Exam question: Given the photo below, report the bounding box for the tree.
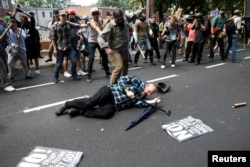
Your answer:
[14,0,70,8]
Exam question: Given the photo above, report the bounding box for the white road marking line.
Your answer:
[146,74,179,83]
[229,49,246,53]
[23,95,89,113]
[16,80,64,91]
[128,67,142,70]
[206,63,226,69]
[244,56,250,59]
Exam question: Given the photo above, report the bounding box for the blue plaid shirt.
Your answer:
[109,75,149,110]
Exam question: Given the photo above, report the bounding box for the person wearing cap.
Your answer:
[209,7,227,61]
[50,10,89,83]
[133,11,156,66]
[225,9,242,63]
[55,75,161,119]
[144,15,161,63]
[85,7,111,83]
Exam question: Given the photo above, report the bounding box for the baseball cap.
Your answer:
[59,10,67,16]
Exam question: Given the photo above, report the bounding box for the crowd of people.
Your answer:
[0,5,249,93]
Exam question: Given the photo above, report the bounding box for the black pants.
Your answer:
[65,86,116,119]
[209,35,225,60]
[191,42,205,63]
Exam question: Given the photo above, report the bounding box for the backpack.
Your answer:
[226,18,236,35]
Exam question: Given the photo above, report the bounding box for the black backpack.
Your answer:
[226,18,236,35]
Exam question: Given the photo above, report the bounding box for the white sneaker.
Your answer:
[77,70,87,76]
[161,65,166,69]
[35,69,41,75]
[64,71,72,78]
[171,64,175,68]
[4,85,15,92]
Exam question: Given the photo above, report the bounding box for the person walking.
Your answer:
[209,7,227,61]
[98,9,131,84]
[225,10,242,63]
[50,10,89,83]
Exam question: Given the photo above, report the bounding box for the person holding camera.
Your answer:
[189,13,211,65]
[183,15,195,62]
[160,15,180,69]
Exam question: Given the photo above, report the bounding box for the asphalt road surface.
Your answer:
[1,45,250,167]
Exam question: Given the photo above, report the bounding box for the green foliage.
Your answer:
[14,0,70,8]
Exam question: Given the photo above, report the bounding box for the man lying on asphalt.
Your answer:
[55,75,161,119]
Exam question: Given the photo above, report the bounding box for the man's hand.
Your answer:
[124,88,135,99]
[104,47,113,54]
[154,97,161,104]
[145,97,161,104]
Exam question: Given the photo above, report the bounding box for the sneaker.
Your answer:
[87,74,92,82]
[77,70,87,76]
[161,65,166,69]
[106,71,111,77]
[4,85,15,92]
[72,75,80,80]
[35,69,40,75]
[171,64,175,68]
[133,63,138,67]
[45,58,52,62]
[64,71,72,78]
[54,77,59,83]
[151,61,156,65]
[25,75,33,79]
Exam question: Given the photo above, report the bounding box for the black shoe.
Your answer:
[231,60,240,63]
[25,75,33,79]
[38,55,44,58]
[106,71,111,77]
[54,77,59,83]
[195,62,200,65]
[87,74,92,82]
[68,108,81,117]
[72,75,80,80]
[30,61,33,65]
[188,61,194,63]
[45,59,52,62]
[55,105,68,116]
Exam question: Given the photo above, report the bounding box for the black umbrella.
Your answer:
[125,104,171,131]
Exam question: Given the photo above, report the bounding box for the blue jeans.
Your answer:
[54,47,77,78]
[134,38,153,63]
[225,34,238,61]
[87,42,109,74]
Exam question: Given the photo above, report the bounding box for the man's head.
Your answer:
[234,9,241,16]
[220,7,226,15]
[113,9,124,28]
[59,10,67,22]
[91,7,100,19]
[143,84,157,96]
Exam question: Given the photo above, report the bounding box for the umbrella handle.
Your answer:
[152,103,171,116]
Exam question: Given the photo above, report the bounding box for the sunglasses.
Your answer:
[92,12,99,16]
